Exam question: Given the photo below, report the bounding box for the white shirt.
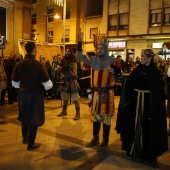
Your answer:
[12,79,53,90]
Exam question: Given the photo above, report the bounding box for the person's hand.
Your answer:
[55,65,62,71]
[108,66,114,75]
[78,28,83,42]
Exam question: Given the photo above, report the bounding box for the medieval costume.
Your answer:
[116,49,168,162]
[166,65,170,135]
[57,49,80,120]
[77,39,115,151]
[12,42,53,151]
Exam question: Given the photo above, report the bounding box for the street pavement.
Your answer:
[0,96,169,170]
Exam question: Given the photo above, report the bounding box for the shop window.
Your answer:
[164,8,170,26]
[90,28,98,39]
[119,13,128,30]
[150,9,162,27]
[108,15,118,30]
[31,14,36,25]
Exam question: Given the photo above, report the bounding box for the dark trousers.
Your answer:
[22,122,38,145]
[7,79,17,103]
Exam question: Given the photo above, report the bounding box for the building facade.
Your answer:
[1,0,170,60]
[0,0,32,57]
[32,0,170,60]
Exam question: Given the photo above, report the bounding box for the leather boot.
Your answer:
[57,100,68,117]
[73,100,80,120]
[74,107,80,120]
[86,122,101,147]
[98,123,110,152]
[57,106,67,117]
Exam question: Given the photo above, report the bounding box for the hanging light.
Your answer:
[54,13,60,19]
[0,0,15,9]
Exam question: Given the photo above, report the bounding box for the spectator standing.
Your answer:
[134,56,141,65]
[0,56,6,108]
[52,55,61,99]
[125,57,133,73]
[45,60,53,99]
[4,52,17,104]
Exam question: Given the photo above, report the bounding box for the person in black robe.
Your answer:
[115,49,168,162]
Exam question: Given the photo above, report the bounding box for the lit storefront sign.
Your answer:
[108,41,126,48]
[152,42,163,48]
[0,36,5,49]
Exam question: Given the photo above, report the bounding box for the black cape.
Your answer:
[115,63,168,157]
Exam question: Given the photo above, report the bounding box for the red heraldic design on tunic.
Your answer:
[91,67,115,116]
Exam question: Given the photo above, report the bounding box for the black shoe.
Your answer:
[85,138,99,148]
[98,144,108,152]
[98,139,108,152]
[27,143,41,151]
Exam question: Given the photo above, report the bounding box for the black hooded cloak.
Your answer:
[115,63,168,161]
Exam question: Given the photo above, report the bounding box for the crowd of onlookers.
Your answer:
[109,54,170,96]
[0,53,65,109]
[1,51,170,109]
[0,52,23,108]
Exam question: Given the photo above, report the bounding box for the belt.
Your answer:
[92,86,113,92]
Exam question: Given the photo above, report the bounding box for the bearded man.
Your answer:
[77,32,115,151]
[56,48,80,120]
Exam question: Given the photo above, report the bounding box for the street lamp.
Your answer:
[44,13,60,42]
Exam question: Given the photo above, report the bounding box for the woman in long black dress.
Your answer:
[116,49,168,162]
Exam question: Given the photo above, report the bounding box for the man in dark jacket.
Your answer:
[4,52,17,104]
[12,42,53,151]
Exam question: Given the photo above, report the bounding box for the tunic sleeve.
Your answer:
[77,51,91,66]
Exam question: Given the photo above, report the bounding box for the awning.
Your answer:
[48,0,63,7]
